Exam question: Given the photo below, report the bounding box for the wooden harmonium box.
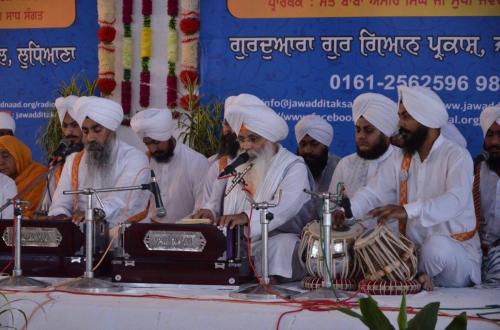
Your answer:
[111,223,242,285]
[0,219,109,277]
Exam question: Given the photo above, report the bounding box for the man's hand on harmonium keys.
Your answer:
[218,212,248,229]
[191,208,216,224]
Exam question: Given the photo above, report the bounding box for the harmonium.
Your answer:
[111,221,246,285]
[0,219,109,277]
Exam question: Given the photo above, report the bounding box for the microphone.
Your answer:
[150,170,166,218]
[474,150,489,165]
[48,139,70,165]
[218,152,250,178]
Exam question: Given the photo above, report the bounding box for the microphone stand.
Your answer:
[0,199,49,290]
[295,190,351,300]
[230,200,300,300]
[56,183,151,293]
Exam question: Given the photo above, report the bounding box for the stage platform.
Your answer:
[0,277,498,330]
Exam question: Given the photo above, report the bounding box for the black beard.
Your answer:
[218,132,239,159]
[484,142,500,173]
[356,135,390,160]
[400,125,429,155]
[298,147,329,180]
[152,139,175,163]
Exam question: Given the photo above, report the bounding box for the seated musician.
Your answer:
[0,136,47,218]
[218,93,311,283]
[478,105,500,285]
[0,112,15,136]
[329,93,399,232]
[0,173,17,219]
[47,96,150,236]
[130,108,209,223]
[192,97,240,221]
[335,86,481,291]
[39,95,83,212]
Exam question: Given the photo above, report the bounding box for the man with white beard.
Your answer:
[48,96,150,235]
[218,94,311,283]
[131,108,209,223]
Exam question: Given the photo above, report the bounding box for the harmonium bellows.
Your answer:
[0,219,109,277]
[111,223,244,285]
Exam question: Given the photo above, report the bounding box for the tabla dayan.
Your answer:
[354,224,418,282]
[299,220,363,290]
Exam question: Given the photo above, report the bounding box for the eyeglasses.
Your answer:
[237,134,263,144]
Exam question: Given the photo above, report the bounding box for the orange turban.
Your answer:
[0,136,47,218]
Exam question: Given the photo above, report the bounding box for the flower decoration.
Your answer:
[121,0,133,118]
[167,0,178,111]
[140,0,152,108]
[97,0,116,95]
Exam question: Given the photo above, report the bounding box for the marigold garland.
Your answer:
[97,0,116,95]
[121,0,133,118]
[167,0,178,112]
[140,0,152,108]
[179,0,200,110]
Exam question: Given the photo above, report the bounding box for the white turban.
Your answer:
[441,123,467,148]
[397,86,448,128]
[480,105,500,137]
[130,108,174,142]
[352,93,398,137]
[55,95,79,124]
[225,93,288,142]
[294,115,333,147]
[0,112,15,133]
[74,96,123,131]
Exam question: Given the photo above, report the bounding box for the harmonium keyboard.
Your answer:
[0,219,109,277]
[111,221,245,285]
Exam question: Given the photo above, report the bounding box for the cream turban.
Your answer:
[480,105,500,137]
[294,115,333,147]
[397,86,448,128]
[0,112,15,133]
[55,95,79,124]
[130,108,174,142]
[352,93,398,137]
[225,93,288,142]
[74,96,123,131]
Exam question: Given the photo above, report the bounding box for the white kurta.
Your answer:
[199,156,231,218]
[147,143,209,223]
[479,162,500,284]
[351,135,481,286]
[0,173,16,219]
[223,146,310,278]
[48,140,150,228]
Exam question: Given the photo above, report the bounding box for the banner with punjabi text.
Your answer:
[0,1,96,162]
[200,0,500,158]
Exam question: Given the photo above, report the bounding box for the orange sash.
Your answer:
[398,153,476,241]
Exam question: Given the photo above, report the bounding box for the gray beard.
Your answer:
[85,134,115,187]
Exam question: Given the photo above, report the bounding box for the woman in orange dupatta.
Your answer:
[0,136,47,218]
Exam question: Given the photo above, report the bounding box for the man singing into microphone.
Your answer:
[48,97,150,234]
[38,95,84,213]
[478,105,500,285]
[219,93,311,283]
[131,108,209,223]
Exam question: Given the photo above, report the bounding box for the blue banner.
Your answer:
[0,1,97,163]
[200,1,500,158]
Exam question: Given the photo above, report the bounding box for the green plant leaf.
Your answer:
[444,312,467,330]
[360,296,396,330]
[398,292,408,330]
[337,307,369,328]
[407,302,439,330]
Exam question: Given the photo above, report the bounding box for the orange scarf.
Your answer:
[0,136,47,218]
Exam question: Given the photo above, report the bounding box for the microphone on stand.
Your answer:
[150,170,166,218]
[218,152,250,178]
[48,139,71,166]
[473,150,489,165]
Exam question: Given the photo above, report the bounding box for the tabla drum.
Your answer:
[299,220,364,280]
[354,224,418,282]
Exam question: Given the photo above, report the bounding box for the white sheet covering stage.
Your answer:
[0,278,498,330]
